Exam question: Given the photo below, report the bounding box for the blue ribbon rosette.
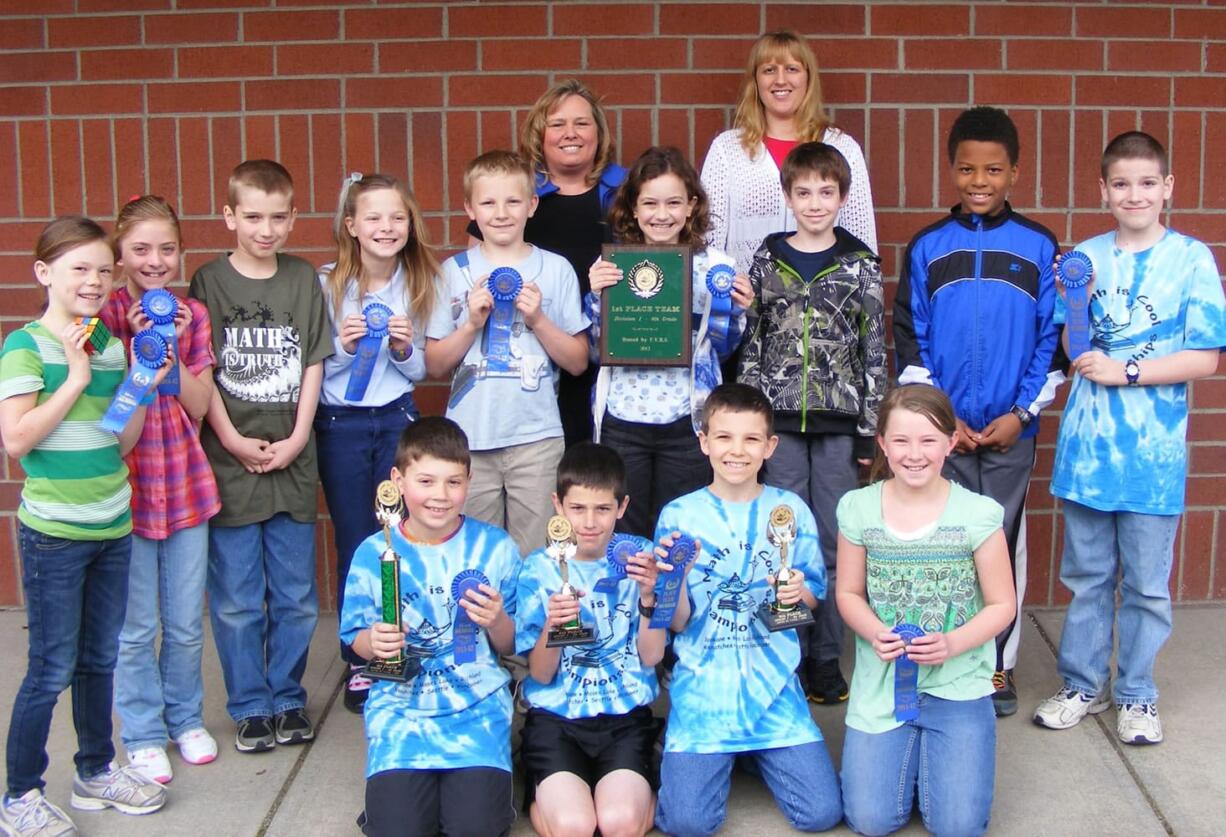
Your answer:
[141,288,180,395]
[484,267,522,372]
[344,302,394,402]
[451,568,491,664]
[892,622,925,722]
[99,330,167,433]
[649,534,697,630]
[1057,251,1094,361]
[704,264,737,346]
[594,533,638,593]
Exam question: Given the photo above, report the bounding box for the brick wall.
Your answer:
[2,1,1224,610]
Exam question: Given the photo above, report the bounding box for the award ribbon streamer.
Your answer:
[1058,251,1094,361]
[704,264,736,347]
[141,289,180,395]
[451,569,491,664]
[892,623,925,722]
[344,302,394,402]
[485,267,522,372]
[594,534,637,593]
[649,534,697,630]
[99,330,167,433]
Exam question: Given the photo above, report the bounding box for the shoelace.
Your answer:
[13,796,55,829]
[991,672,1007,690]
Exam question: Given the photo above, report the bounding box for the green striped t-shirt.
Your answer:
[0,321,132,540]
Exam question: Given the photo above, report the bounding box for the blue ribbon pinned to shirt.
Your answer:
[1058,251,1094,361]
[893,622,926,722]
[141,289,180,396]
[484,267,522,372]
[704,264,737,346]
[100,330,167,433]
[345,302,394,402]
[649,534,697,630]
[451,569,491,664]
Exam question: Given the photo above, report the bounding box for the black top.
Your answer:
[775,237,838,282]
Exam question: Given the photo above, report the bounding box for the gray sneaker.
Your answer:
[1033,685,1111,730]
[69,764,166,816]
[0,789,78,836]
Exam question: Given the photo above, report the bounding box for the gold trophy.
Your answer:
[544,515,595,647]
[362,480,417,681]
[759,505,816,632]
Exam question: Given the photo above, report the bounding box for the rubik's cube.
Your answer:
[76,317,111,354]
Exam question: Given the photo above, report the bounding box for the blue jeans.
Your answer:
[207,513,318,721]
[315,394,416,664]
[1056,501,1179,705]
[114,524,208,750]
[841,695,996,837]
[656,741,842,836]
[6,524,131,796]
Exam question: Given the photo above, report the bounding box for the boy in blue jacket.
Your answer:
[893,106,1063,717]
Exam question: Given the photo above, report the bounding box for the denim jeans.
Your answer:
[656,741,842,836]
[315,393,416,664]
[114,524,208,750]
[1056,501,1179,705]
[841,695,996,837]
[6,524,131,796]
[207,512,318,721]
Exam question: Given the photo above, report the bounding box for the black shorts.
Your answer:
[520,705,658,807]
[359,767,514,837]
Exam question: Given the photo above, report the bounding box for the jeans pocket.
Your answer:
[22,528,73,553]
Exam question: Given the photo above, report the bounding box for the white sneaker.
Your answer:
[174,728,218,765]
[0,789,78,836]
[125,746,172,784]
[1117,703,1163,745]
[1033,685,1111,730]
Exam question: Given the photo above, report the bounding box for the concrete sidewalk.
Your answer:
[1,605,1222,836]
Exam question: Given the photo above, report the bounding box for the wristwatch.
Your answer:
[1010,405,1033,427]
[1125,359,1141,387]
[638,599,656,619]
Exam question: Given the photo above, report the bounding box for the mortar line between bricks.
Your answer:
[256,655,347,837]
[1027,612,1175,836]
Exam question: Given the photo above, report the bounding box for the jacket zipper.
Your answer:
[787,259,845,433]
[972,214,983,425]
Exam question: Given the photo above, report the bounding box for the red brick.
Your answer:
[657,109,689,154]
[347,76,443,109]
[871,4,969,36]
[145,118,179,204]
[177,118,211,216]
[902,108,936,209]
[1175,77,1224,110]
[568,73,655,106]
[17,122,50,218]
[277,114,311,205]
[145,12,238,44]
[80,48,174,81]
[345,7,443,39]
[693,107,726,161]
[659,72,741,106]
[82,119,114,217]
[1171,111,1202,208]
[0,125,16,218]
[872,72,968,104]
[1203,114,1226,211]
[1178,510,1216,600]
[1076,6,1171,39]
[1007,39,1104,72]
[0,518,18,607]
[1110,41,1204,74]
[977,73,1072,106]
[378,41,477,73]
[482,39,581,72]
[1171,213,1226,246]
[449,73,548,107]
[113,118,147,210]
[1217,522,1226,600]
[480,110,516,154]
[976,4,1072,37]
[619,108,655,166]
[50,84,143,116]
[766,3,866,35]
[148,81,241,113]
[0,51,77,84]
[1023,511,1055,606]
[277,43,373,76]
[0,220,50,253]
[211,116,242,214]
[178,45,274,78]
[0,17,44,50]
[1076,75,1169,108]
[905,39,1000,70]
[590,38,689,71]
[243,10,339,42]
[344,112,376,175]
[48,120,83,216]
[444,110,476,214]
[1106,111,1138,149]
[177,0,271,7]
[554,2,653,35]
[246,78,339,111]
[1137,111,1170,150]
[179,218,239,252]
[0,0,72,11]
[1209,44,1226,74]
[0,285,47,320]
[0,87,47,117]
[1174,8,1226,40]
[379,112,410,199]
[660,2,758,34]
[867,107,900,207]
[813,38,898,71]
[1038,109,1071,210]
[48,15,140,48]
[243,114,277,160]
[448,4,547,38]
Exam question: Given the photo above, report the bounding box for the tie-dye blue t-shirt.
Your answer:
[339,516,521,776]
[514,535,660,719]
[655,486,826,754]
[1052,230,1226,514]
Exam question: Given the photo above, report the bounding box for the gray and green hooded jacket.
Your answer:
[737,228,886,460]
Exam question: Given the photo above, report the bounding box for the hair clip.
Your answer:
[346,171,363,187]
[127,194,143,203]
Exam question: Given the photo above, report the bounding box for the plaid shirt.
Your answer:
[100,287,221,539]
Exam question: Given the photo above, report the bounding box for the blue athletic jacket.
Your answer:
[892,203,1063,437]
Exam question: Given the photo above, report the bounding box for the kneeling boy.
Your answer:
[654,384,842,836]
[516,442,666,837]
[340,417,520,837]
